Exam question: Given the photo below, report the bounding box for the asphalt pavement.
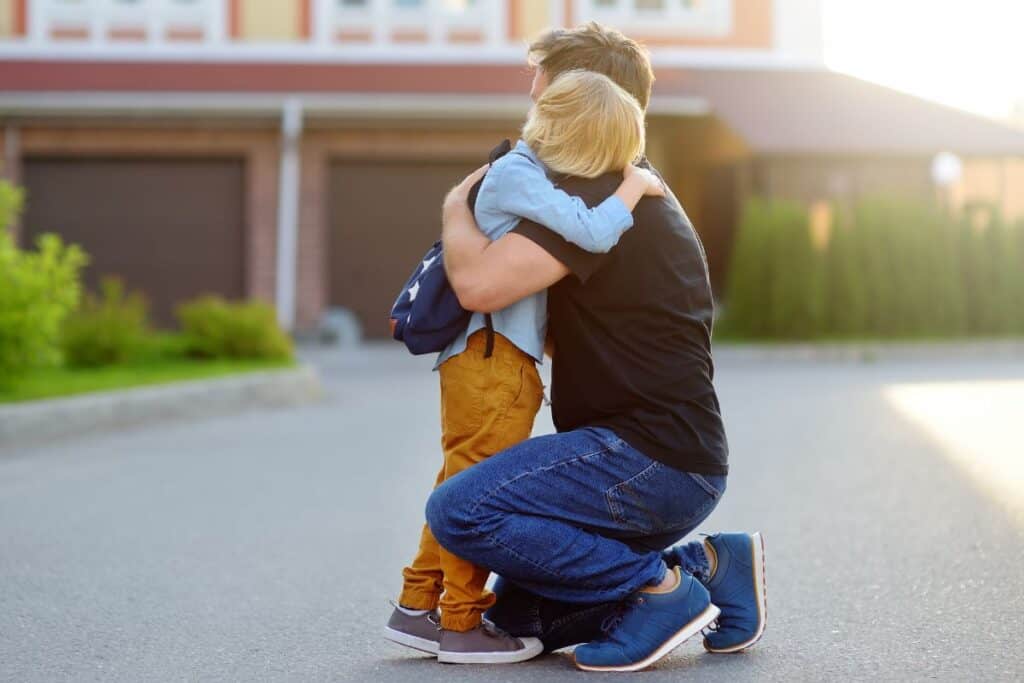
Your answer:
[1,346,1022,682]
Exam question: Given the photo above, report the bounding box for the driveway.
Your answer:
[2,346,1022,681]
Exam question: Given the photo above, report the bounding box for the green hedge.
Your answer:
[0,182,87,382]
[721,197,1024,339]
[723,198,823,339]
[61,278,150,368]
[177,296,293,361]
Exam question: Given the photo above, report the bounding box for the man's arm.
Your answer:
[442,167,570,313]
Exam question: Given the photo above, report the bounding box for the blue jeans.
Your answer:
[425,427,726,646]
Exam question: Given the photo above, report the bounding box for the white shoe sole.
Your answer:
[437,636,544,665]
[574,603,721,672]
[382,625,440,655]
[705,531,768,654]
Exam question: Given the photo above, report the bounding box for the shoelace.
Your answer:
[481,619,512,639]
[599,596,645,637]
[701,617,721,638]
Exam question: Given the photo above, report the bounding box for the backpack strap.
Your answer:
[479,139,511,361]
[484,313,495,359]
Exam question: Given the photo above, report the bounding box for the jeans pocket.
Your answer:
[605,462,723,536]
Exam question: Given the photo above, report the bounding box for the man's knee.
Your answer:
[425,478,475,551]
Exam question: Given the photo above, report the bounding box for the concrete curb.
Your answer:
[714,339,1024,363]
[0,365,323,449]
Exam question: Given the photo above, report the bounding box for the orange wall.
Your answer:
[0,0,25,38]
[957,158,1024,221]
[232,0,310,42]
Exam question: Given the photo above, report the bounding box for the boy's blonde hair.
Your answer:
[522,69,645,180]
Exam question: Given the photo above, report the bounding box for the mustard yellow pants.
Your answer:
[399,330,543,631]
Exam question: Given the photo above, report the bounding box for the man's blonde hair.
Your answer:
[522,70,645,179]
[528,21,654,111]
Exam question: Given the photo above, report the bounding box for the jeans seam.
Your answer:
[688,472,724,499]
[465,442,616,520]
[604,461,662,531]
[665,494,720,538]
[465,441,619,585]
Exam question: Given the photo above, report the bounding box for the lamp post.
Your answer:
[931,151,963,213]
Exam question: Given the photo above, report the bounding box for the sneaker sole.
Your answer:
[382,625,440,655]
[573,603,721,673]
[704,531,767,654]
[437,636,544,665]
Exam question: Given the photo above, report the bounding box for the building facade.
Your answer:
[1,0,1022,335]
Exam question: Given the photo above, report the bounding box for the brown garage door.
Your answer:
[329,159,477,339]
[22,158,245,328]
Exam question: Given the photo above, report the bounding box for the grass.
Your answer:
[0,357,295,404]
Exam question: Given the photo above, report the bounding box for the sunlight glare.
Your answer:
[823,0,1024,119]
[884,380,1024,523]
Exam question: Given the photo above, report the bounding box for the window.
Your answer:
[38,0,216,43]
[583,0,732,37]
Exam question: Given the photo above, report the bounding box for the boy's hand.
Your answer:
[625,165,666,198]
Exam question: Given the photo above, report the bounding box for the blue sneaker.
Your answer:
[572,567,720,672]
[699,532,767,653]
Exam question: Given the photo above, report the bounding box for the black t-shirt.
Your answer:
[513,172,729,475]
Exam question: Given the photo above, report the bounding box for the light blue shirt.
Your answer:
[436,140,633,369]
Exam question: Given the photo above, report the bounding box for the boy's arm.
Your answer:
[491,154,657,254]
[441,164,570,314]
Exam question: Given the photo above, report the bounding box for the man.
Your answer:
[430,23,767,671]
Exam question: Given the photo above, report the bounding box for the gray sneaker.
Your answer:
[437,620,544,665]
[383,604,442,655]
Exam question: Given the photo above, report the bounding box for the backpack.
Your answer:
[389,140,511,356]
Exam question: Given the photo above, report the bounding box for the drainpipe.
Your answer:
[275,98,303,331]
[3,124,21,241]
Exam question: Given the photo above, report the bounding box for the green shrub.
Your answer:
[823,208,869,335]
[177,296,293,361]
[845,198,964,337]
[722,198,823,339]
[0,182,88,382]
[724,195,985,340]
[959,204,1024,335]
[1010,219,1024,334]
[61,278,149,368]
[135,332,191,362]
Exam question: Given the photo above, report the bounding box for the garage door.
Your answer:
[22,158,245,328]
[329,160,477,339]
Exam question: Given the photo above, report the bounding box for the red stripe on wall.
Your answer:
[298,0,311,40]
[391,29,428,43]
[108,26,148,41]
[228,0,241,38]
[507,0,519,41]
[0,61,534,95]
[14,0,27,36]
[449,29,484,44]
[165,26,205,42]
[50,26,90,41]
[563,0,573,27]
[335,29,372,43]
